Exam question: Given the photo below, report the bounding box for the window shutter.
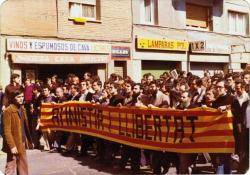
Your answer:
[186,4,209,28]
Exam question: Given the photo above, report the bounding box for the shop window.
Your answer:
[228,11,247,35]
[186,3,212,30]
[140,0,158,25]
[69,0,101,21]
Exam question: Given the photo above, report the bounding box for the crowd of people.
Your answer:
[0,68,249,174]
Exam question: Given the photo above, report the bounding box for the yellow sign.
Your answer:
[137,38,189,51]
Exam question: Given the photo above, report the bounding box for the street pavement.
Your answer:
[0,136,177,175]
[0,137,240,175]
[1,148,173,175]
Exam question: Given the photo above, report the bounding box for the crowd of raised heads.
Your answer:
[1,68,249,174]
[18,70,250,108]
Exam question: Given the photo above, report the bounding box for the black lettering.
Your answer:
[94,109,98,129]
[119,113,125,136]
[163,115,171,142]
[88,108,92,128]
[186,116,198,142]
[97,110,104,130]
[108,112,111,132]
[73,107,79,126]
[145,115,152,140]
[153,115,162,141]
[80,107,87,127]
[68,107,74,126]
[65,107,73,126]
[59,107,63,126]
[52,108,60,125]
[135,114,143,139]
[76,107,82,126]
[125,113,131,137]
[174,117,184,143]
[132,114,135,138]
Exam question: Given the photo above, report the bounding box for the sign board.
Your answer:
[40,102,235,153]
[7,38,111,54]
[137,38,189,51]
[11,53,109,64]
[190,41,206,51]
[190,41,231,54]
[111,46,131,60]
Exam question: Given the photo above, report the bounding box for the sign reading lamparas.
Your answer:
[7,38,110,54]
[137,38,189,51]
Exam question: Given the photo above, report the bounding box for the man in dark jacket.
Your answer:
[231,80,249,173]
[212,80,234,174]
[2,90,33,175]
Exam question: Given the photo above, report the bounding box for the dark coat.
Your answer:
[212,94,234,109]
[232,98,249,129]
[2,104,32,154]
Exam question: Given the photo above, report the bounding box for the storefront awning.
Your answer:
[9,53,109,64]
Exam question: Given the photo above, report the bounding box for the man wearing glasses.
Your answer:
[212,79,234,174]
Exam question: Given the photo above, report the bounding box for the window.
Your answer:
[228,11,247,35]
[69,0,99,20]
[186,3,212,30]
[140,0,158,25]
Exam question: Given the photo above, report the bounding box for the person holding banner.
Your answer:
[39,86,56,151]
[65,84,81,154]
[119,80,141,173]
[176,91,200,174]
[53,87,68,152]
[2,90,33,175]
[231,79,249,173]
[146,80,172,174]
[212,79,234,174]
[106,83,125,164]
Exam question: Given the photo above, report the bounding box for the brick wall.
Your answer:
[0,0,132,42]
[0,0,57,37]
[57,0,132,42]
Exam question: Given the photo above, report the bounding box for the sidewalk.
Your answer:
[0,137,6,175]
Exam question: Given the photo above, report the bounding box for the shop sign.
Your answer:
[190,41,231,54]
[190,41,205,51]
[11,53,109,64]
[7,38,111,54]
[137,38,189,51]
[111,46,130,60]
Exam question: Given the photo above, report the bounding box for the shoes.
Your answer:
[231,154,239,163]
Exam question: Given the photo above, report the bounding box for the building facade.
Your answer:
[0,0,250,86]
[0,0,132,86]
[130,0,250,82]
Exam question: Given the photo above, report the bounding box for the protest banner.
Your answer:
[40,101,234,153]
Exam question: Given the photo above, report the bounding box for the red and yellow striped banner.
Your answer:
[40,101,235,153]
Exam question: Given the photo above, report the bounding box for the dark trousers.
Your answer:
[239,128,249,173]
[24,103,32,134]
[31,116,39,148]
[5,152,28,175]
[120,145,140,173]
[210,153,231,174]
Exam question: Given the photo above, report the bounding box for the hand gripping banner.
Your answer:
[40,101,235,153]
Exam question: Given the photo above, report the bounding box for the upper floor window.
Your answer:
[69,0,100,20]
[140,0,158,25]
[186,3,212,30]
[228,11,247,35]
